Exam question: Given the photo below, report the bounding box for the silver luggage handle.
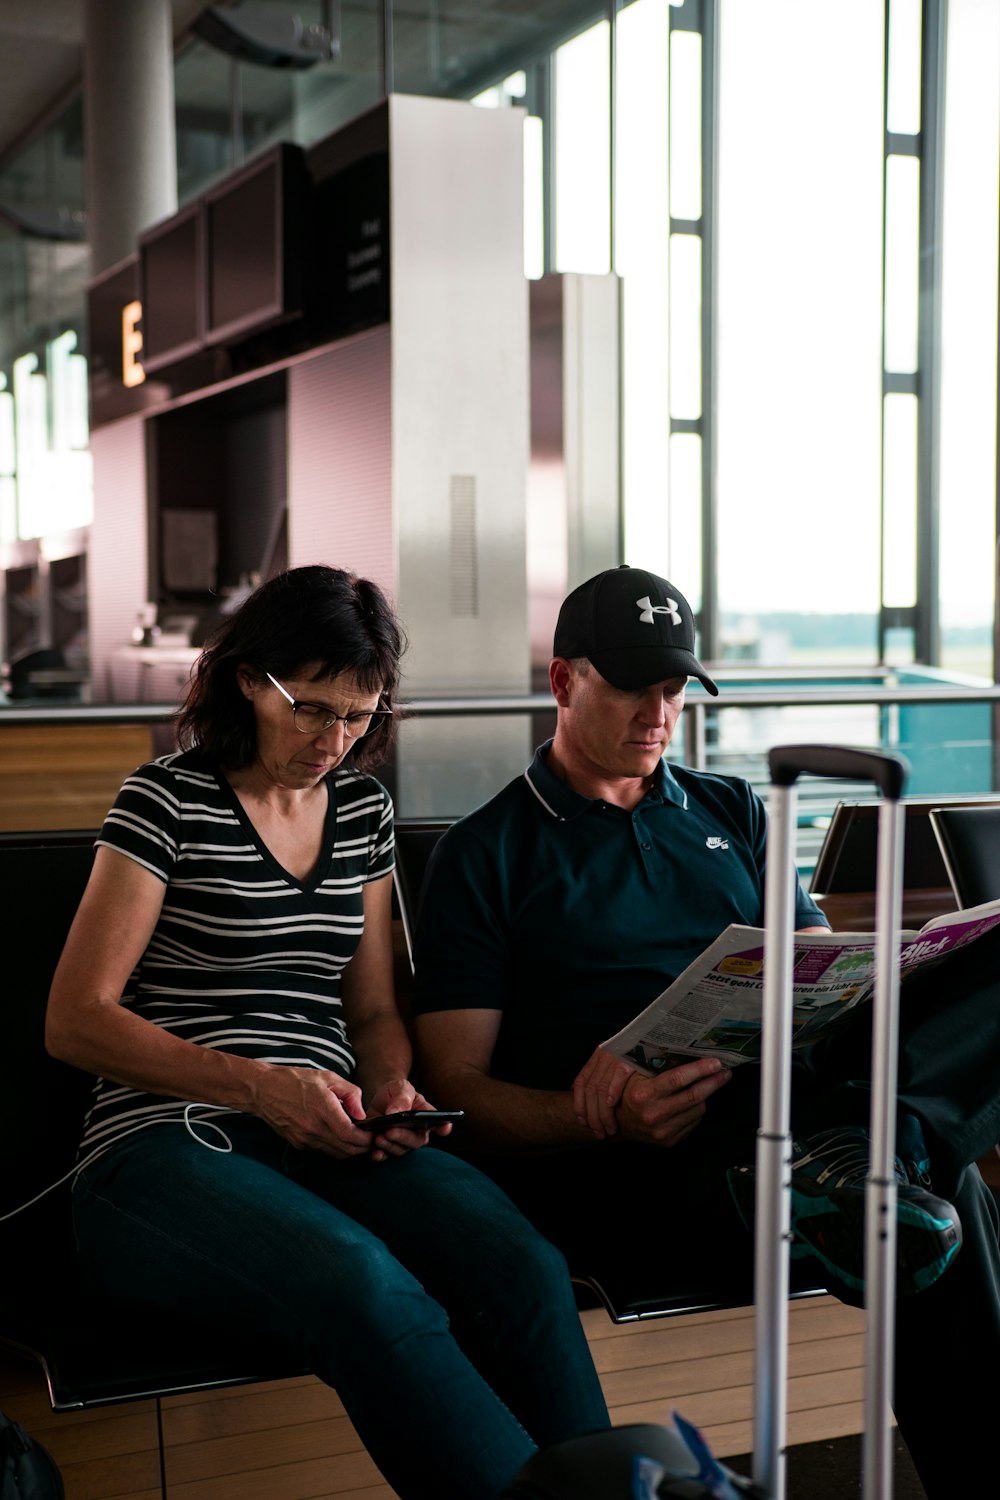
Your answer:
[768,743,909,801]
[756,742,909,1500]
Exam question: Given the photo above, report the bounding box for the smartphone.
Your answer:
[359,1108,464,1133]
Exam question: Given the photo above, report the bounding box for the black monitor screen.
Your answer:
[139,206,203,371]
[204,144,306,345]
[810,796,1000,896]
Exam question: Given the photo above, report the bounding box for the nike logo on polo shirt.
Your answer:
[706,837,729,850]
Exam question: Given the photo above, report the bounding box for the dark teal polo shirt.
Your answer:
[412,741,827,1090]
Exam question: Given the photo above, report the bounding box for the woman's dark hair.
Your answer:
[176,566,404,773]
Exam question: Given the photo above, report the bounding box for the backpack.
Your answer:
[0,1411,65,1500]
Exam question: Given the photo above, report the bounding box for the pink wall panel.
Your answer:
[88,418,148,701]
[286,329,396,602]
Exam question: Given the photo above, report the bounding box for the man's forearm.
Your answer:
[423,1065,595,1155]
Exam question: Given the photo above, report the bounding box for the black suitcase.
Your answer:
[504,744,910,1500]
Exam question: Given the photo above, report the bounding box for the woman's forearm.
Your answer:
[348,1009,414,1101]
[46,996,264,1112]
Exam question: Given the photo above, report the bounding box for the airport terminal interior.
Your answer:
[0,1,999,1496]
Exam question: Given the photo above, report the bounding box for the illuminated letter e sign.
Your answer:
[122,299,145,388]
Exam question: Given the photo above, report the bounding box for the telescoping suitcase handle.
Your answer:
[755,744,909,1500]
[768,743,908,800]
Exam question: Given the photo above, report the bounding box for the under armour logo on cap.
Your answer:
[637,595,682,627]
[553,564,719,695]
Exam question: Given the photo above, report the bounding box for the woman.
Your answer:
[46,565,609,1500]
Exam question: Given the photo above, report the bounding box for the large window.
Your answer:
[0,0,996,686]
[938,0,1000,680]
[524,0,999,676]
[0,98,90,546]
[617,0,672,579]
[716,1,885,666]
[553,20,611,276]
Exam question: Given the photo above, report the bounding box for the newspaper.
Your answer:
[604,896,1000,1071]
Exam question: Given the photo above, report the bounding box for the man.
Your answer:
[412,564,1000,1497]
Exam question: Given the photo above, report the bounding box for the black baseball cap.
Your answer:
[553,565,719,695]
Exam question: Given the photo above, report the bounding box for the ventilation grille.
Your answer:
[449,475,478,617]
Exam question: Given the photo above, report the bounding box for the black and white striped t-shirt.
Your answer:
[77,749,395,1163]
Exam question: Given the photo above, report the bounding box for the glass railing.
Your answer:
[389,678,1000,874]
[4,674,999,872]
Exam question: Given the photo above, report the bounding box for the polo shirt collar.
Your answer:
[523,741,689,820]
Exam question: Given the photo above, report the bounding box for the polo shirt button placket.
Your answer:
[631,812,652,855]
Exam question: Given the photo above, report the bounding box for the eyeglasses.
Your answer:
[265,672,392,739]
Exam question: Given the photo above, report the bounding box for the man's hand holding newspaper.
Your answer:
[599,896,1000,1074]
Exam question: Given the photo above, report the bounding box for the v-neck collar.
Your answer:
[216,769,339,894]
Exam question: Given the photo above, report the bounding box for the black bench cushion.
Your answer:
[0,836,307,1408]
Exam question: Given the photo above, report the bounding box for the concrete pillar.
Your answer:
[83,0,177,275]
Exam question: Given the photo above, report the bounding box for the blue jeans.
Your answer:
[72,1116,610,1500]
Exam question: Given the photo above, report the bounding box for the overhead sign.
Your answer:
[87,111,395,431]
[122,299,145,388]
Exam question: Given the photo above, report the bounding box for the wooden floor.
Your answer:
[2,1171,995,1497]
[14,1160,1000,1499]
[0,1293,871,1500]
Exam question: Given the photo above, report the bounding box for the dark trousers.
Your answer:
[74,1119,610,1500]
[473,926,1000,1499]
